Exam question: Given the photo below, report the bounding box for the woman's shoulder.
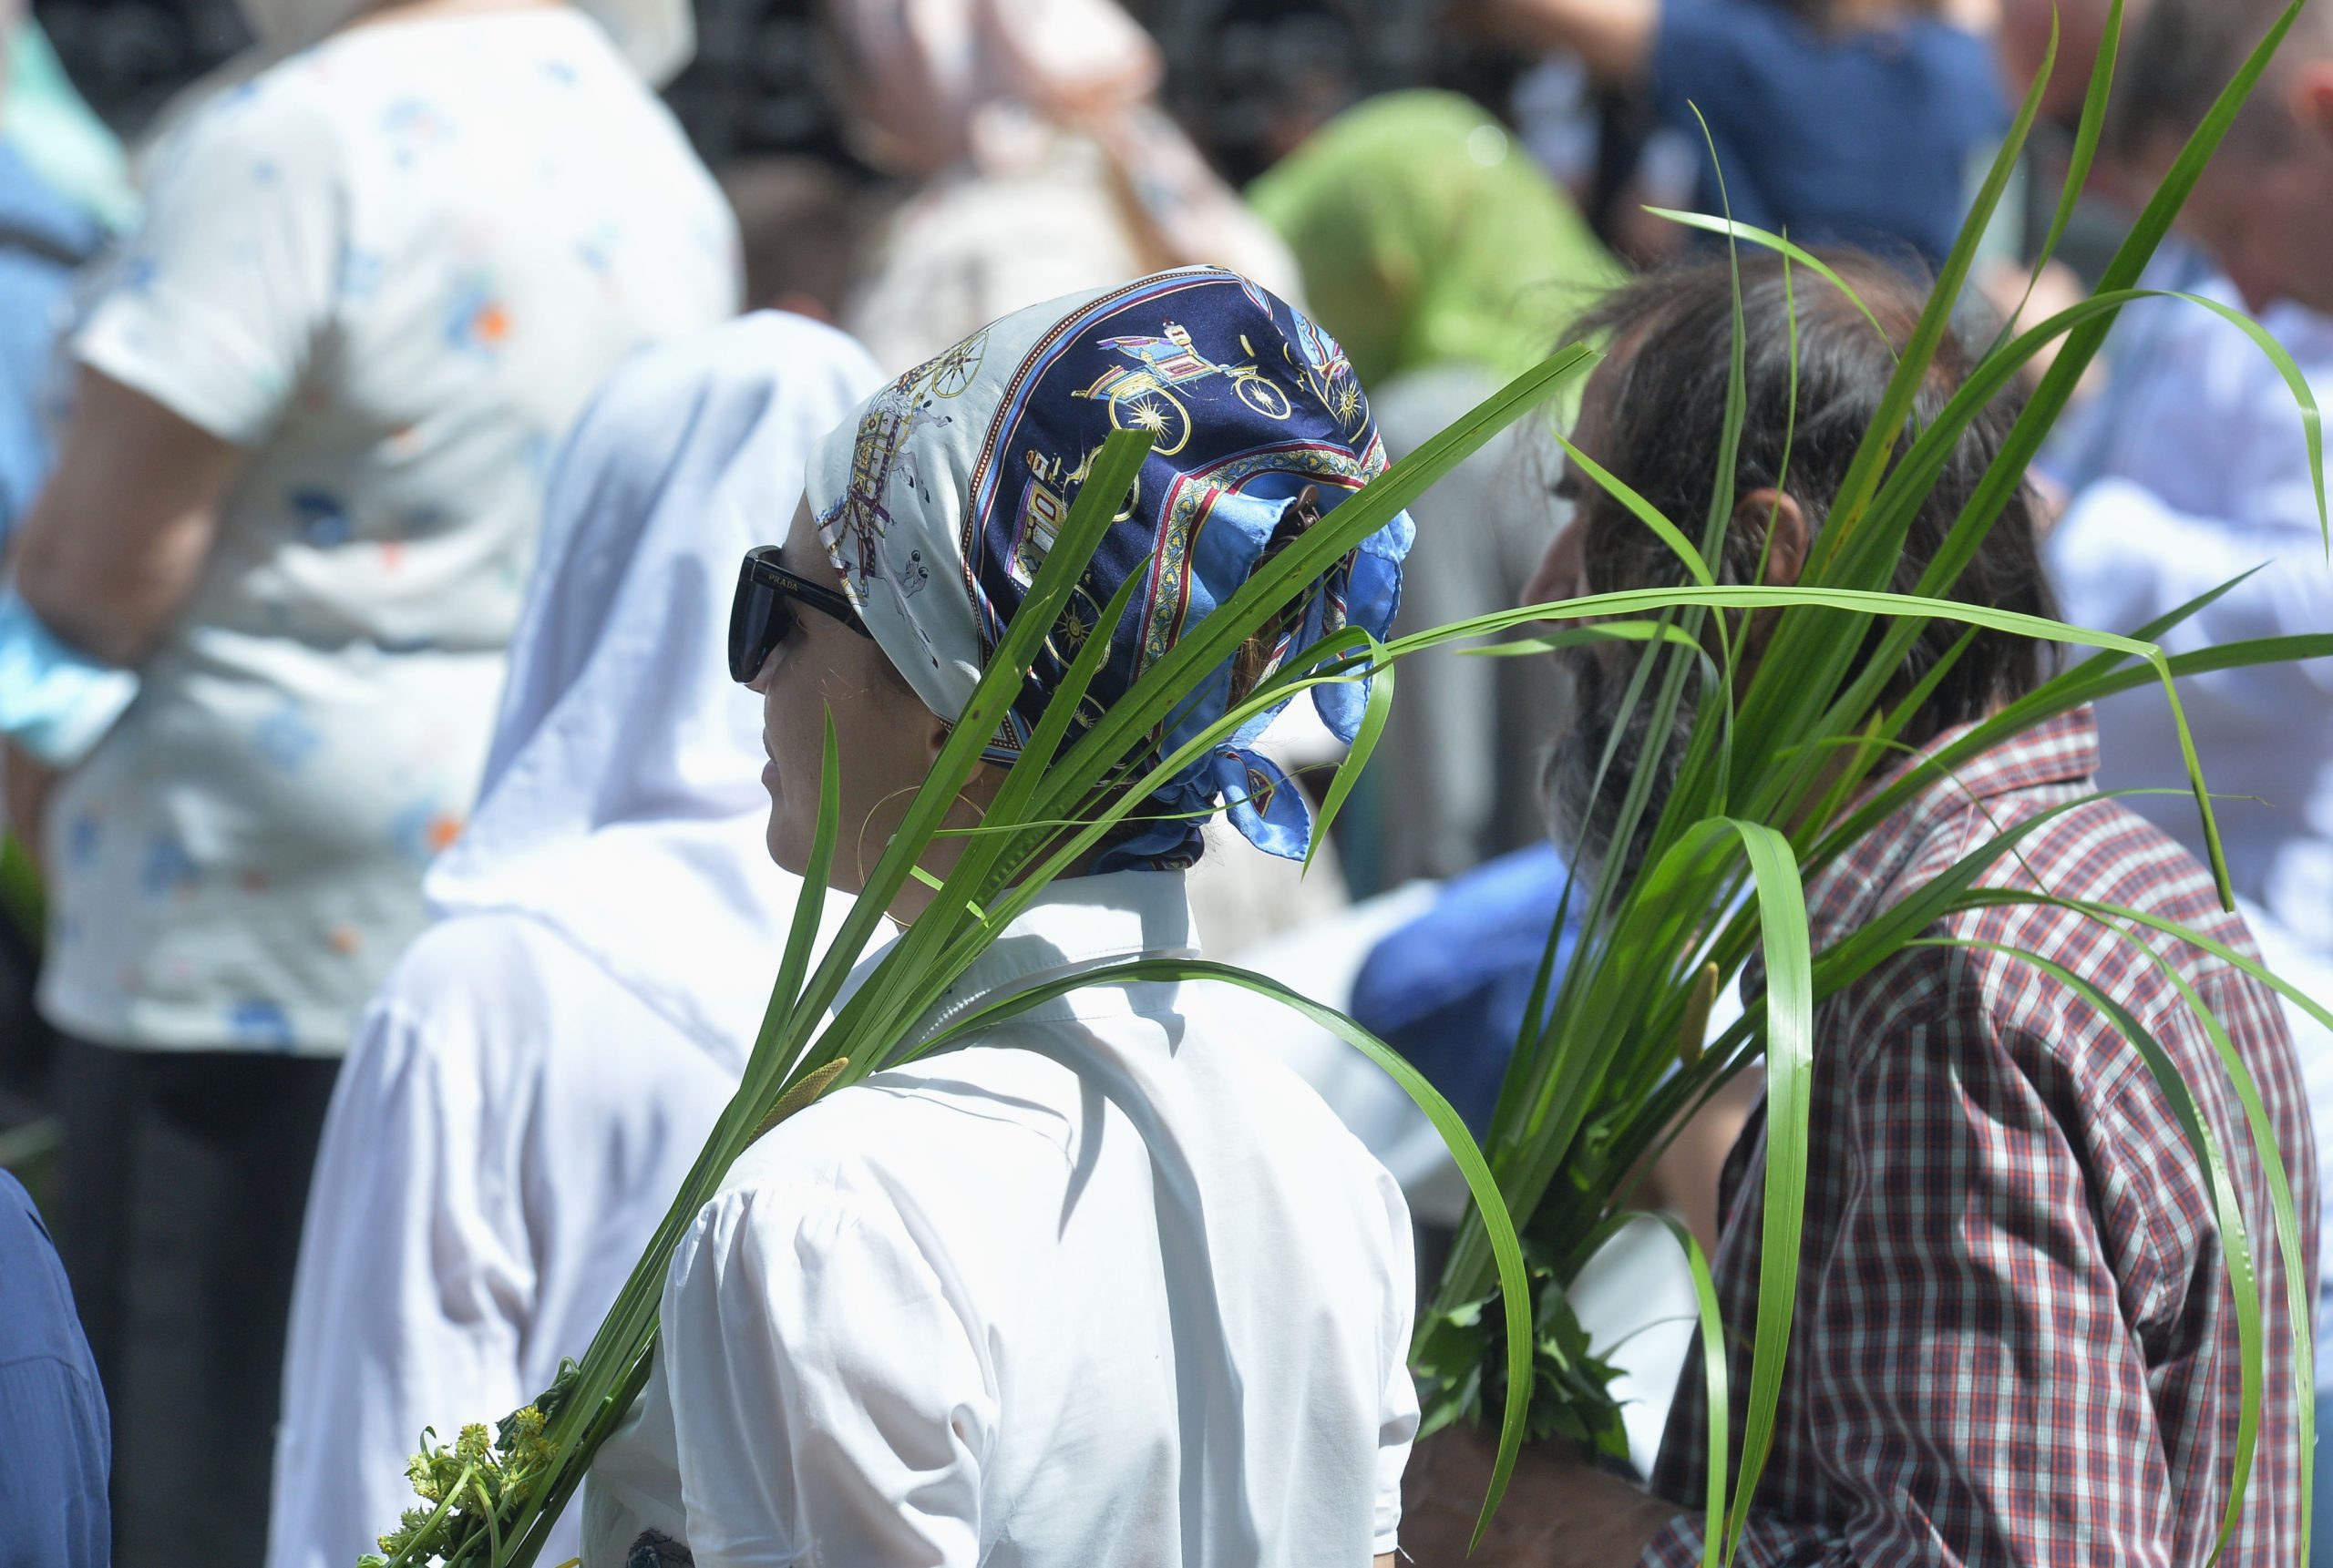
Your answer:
[144,64,346,185]
[725,1047,1085,1185]
[365,909,652,1060]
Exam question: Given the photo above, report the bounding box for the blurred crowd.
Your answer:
[0,0,2326,1563]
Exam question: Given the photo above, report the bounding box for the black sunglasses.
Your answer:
[728,545,873,683]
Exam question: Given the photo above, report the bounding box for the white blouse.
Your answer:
[41,7,737,1052]
[584,870,1420,1566]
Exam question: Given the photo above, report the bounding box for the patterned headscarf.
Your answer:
[804,267,1413,867]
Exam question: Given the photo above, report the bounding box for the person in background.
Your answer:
[0,0,106,1119]
[1403,252,2315,1564]
[584,269,1419,1567]
[1251,88,1616,886]
[718,156,895,322]
[2050,0,2333,1552]
[0,5,99,548]
[1470,0,2009,269]
[827,0,1300,374]
[268,313,879,1568]
[0,0,738,1556]
[0,12,133,234]
[0,1171,106,1568]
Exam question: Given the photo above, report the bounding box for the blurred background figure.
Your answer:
[1470,0,2009,269]
[2040,0,2333,1549]
[719,153,895,317]
[0,3,102,550]
[0,1169,108,1568]
[269,312,878,1568]
[0,0,736,1556]
[1251,88,1615,888]
[827,0,1300,373]
[0,0,111,1149]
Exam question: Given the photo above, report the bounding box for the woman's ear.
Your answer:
[1732,487,1809,588]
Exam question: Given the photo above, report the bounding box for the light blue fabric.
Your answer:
[0,588,137,766]
[0,138,100,548]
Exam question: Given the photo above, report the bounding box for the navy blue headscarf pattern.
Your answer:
[807,267,1414,866]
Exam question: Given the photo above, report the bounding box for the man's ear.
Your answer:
[1731,487,1809,675]
[1732,487,1809,588]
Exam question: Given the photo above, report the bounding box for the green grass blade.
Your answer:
[1640,210,1897,361]
[2163,293,2328,552]
[765,707,840,1034]
[1659,1214,1733,1568]
[1813,5,2055,569]
[1712,820,1814,1563]
[1305,633,1392,876]
[1549,427,1716,588]
[1461,620,1714,661]
[1984,0,2120,354]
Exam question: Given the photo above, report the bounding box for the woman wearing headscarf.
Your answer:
[582,269,1420,1565]
[828,0,1301,376]
[0,0,737,1555]
[266,313,879,1568]
[1251,89,1618,886]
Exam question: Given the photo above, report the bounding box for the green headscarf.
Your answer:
[1248,90,1618,387]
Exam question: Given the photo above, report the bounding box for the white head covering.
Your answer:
[426,312,884,1060]
[234,0,697,85]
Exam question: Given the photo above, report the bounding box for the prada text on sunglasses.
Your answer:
[728,545,872,682]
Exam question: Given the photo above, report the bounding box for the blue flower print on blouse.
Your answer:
[140,833,199,899]
[64,813,99,871]
[292,487,354,547]
[253,701,322,773]
[387,800,463,866]
[382,97,456,168]
[337,241,385,302]
[226,996,296,1050]
[443,274,513,357]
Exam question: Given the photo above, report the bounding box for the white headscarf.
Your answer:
[235,0,697,85]
[426,312,884,1060]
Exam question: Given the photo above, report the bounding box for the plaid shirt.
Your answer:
[1643,708,2318,1565]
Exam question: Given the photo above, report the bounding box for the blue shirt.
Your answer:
[0,138,99,549]
[1348,842,1579,1138]
[0,1171,109,1568]
[1650,0,2008,268]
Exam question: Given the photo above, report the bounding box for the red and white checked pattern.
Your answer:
[1643,707,2318,1565]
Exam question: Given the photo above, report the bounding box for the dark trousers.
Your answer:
[54,1033,341,1568]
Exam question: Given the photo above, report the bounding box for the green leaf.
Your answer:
[1711,821,1814,1563]
[1305,633,1392,876]
[766,707,839,1035]
[1639,209,1899,362]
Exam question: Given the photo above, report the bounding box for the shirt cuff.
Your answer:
[75,294,286,448]
[0,586,139,765]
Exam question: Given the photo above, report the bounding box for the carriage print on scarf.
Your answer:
[807,266,1413,870]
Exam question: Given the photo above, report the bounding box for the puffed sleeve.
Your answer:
[655,1178,998,1568]
[73,75,343,446]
